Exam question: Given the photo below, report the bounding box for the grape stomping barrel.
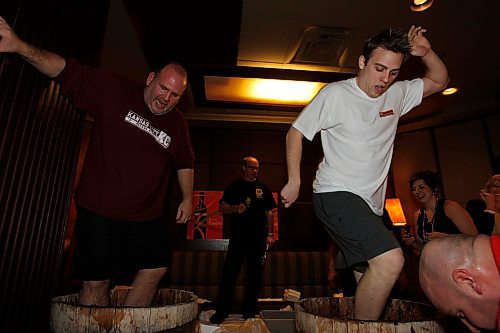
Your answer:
[50,288,198,333]
[295,297,446,333]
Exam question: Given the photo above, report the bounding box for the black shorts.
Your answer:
[74,206,171,281]
[313,191,400,271]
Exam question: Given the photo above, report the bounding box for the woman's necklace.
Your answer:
[422,198,438,242]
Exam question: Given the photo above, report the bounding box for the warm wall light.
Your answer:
[441,87,459,96]
[385,198,407,226]
[204,76,327,106]
[410,0,434,12]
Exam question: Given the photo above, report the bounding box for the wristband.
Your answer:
[484,209,496,215]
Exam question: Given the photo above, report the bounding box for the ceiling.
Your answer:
[120,0,500,130]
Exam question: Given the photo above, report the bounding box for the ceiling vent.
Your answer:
[289,26,351,67]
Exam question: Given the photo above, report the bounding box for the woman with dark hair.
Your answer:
[402,171,478,253]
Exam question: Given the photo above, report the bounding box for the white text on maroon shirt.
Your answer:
[124,110,171,148]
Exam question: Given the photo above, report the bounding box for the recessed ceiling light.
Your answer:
[442,87,459,96]
[204,76,327,106]
[410,0,434,12]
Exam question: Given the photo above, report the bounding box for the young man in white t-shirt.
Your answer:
[280,26,449,320]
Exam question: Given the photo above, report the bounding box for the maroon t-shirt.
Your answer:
[56,60,194,221]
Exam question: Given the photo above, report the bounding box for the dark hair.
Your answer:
[362,28,412,63]
[409,170,441,194]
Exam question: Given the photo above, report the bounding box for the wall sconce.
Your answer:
[385,198,407,226]
[410,0,434,12]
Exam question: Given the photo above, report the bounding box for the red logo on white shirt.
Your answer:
[379,109,394,117]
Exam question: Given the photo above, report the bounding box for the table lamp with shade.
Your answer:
[385,198,407,226]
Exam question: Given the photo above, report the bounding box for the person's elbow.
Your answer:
[286,126,305,144]
[422,75,450,98]
[439,75,451,92]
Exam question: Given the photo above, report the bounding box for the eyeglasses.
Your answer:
[245,165,260,170]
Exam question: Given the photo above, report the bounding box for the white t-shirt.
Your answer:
[293,77,423,215]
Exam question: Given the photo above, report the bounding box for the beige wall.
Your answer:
[392,113,498,224]
[435,120,491,204]
[487,114,500,158]
[392,130,438,223]
[100,0,149,82]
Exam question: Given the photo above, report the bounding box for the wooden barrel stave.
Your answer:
[50,288,198,333]
[295,297,447,333]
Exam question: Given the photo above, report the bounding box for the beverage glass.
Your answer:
[401,226,412,238]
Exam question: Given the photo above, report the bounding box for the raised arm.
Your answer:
[481,193,500,235]
[0,16,65,77]
[481,174,500,234]
[407,25,449,98]
[175,168,194,224]
[493,214,500,235]
[280,126,304,208]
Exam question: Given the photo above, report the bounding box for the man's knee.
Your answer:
[369,248,404,277]
[137,267,167,283]
[79,280,111,305]
[82,279,110,291]
[144,266,167,277]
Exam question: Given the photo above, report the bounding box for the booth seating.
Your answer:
[165,250,330,303]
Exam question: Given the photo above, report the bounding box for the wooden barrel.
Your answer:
[295,297,447,333]
[50,288,198,333]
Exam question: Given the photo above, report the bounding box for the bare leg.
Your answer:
[353,270,363,284]
[353,248,404,320]
[125,267,167,306]
[79,280,111,306]
[327,242,338,290]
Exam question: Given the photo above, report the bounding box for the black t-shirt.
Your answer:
[222,178,277,237]
[417,199,460,242]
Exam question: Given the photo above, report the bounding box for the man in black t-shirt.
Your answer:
[210,156,277,324]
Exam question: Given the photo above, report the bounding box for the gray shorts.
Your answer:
[313,191,399,270]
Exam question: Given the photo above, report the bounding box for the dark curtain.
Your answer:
[0,0,109,331]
